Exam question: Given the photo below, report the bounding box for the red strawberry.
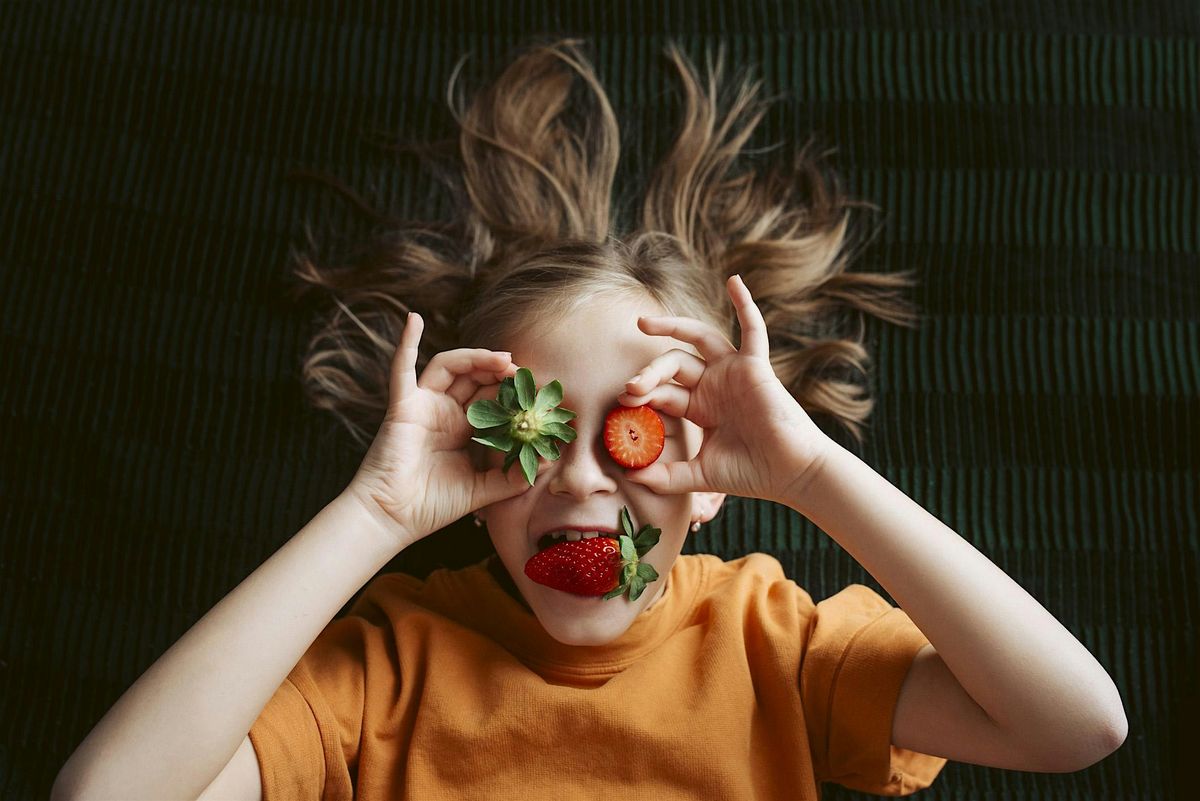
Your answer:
[603,405,665,469]
[524,506,662,600]
[525,537,624,596]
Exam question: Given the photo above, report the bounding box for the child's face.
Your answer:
[471,292,726,646]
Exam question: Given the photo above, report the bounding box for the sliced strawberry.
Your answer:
[603,405,665,469]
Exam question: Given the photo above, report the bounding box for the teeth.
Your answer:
[546,530,607,542]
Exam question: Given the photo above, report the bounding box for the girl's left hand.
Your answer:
[617,274,834,506]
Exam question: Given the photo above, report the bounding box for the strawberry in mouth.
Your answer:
[524,506,661,600]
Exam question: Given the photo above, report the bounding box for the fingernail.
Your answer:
[627,374,641,384]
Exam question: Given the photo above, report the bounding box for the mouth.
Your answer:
[533,526,619,554]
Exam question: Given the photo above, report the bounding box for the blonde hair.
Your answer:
[283,36,921,451]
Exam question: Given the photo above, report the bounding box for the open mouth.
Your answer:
[534,531,614,553]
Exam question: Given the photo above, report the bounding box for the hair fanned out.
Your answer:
[284,36,921,451]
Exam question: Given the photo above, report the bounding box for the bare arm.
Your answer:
[786,441,1128,772]
[52,491,403,801]
[51,309,531,800]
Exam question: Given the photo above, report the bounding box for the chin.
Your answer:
[515,580,636,645]
[535,610,634,646]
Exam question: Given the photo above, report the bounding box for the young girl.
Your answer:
[53,38,1127,801]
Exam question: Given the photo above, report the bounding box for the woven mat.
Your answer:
[3,3,1196,799]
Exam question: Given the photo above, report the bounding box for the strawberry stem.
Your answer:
[601,507,663,601]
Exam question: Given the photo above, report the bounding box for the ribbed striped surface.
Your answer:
[3,2,1196,799]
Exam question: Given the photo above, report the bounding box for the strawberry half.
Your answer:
[524,506,661,600]
[603,405,665,469]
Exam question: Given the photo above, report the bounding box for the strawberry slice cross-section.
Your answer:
[603,405,665,469]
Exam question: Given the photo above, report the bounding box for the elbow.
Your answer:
[1082,708,1129,769]
[1050,671,1130,773]
[1047,706,1129,773]
[1074,684,1130,770]
[50,768,81,801]
[1013,679,1129,774]
[50,761,104,801]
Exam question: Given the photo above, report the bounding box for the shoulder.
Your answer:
[679,556,904,638]
[806,583,904,627]
[679,552,814,623]
[336,570,439,627]
[687,551,805,594]
[681,551,788,582]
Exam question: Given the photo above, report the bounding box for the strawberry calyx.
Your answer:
[466,367,578,486]
[602,506,661,601]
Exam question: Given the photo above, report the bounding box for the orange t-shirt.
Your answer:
[248,552,947,799]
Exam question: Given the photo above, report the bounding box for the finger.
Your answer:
[624,348,706,393]
[390,312,423,404]
[617,382,691,420]
[471,450,554,507]
[446,361,519,406]
[635,315,736,363]
[626,457,708,495]
[727,274,770,360]
[417,348,513,395]
[471,462,536,508]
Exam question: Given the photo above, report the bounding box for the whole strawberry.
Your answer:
[524,506,661,600]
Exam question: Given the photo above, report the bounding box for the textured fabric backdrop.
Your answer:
[3,2,1197,799]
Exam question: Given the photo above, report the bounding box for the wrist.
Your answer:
[775,435,842,511]
[337,485,415,554]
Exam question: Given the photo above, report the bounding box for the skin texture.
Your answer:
[468,276,1128,770]
[470,292,727,646]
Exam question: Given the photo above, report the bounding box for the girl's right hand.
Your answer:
[345,312,540,552]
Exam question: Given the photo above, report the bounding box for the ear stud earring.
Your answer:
[690,521,701,532]
[473,515,484,528]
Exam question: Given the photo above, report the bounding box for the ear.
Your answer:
[691,491,727,525]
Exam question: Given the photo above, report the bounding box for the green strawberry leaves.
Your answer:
[514,368,536,410]
[602,506,662,601]
[465,400,511,428]
[467,367,577,486]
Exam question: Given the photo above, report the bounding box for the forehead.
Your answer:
[503,293,697,414]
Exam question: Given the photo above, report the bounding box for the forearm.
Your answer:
[54,492,399,801]
[787,440,1126,750]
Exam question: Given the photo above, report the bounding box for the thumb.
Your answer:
[472,459,541,508]
[627,460,702,495]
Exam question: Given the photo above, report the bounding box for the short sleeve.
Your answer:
[800,584,948,795]
[248,612,380,801]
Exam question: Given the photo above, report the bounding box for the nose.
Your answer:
[546,427,618,499]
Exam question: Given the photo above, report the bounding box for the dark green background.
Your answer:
[3,2,1196,799]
